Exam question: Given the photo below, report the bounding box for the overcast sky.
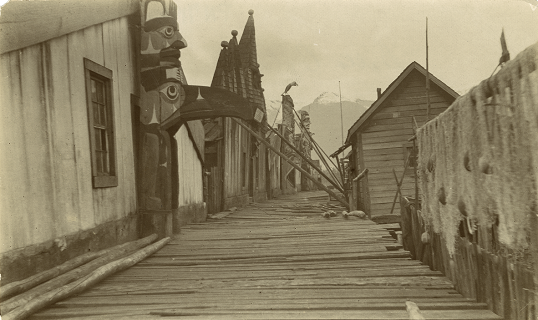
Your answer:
[176,0,537,107]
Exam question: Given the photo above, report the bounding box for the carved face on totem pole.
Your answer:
[140,0,187,125]
[139,0,187,211]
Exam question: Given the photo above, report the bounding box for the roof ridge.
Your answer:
[345,61,459,143]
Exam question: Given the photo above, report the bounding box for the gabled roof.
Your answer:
[0,0,138,55]
[345,61,459,144]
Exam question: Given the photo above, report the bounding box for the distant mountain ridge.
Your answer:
[266,92,374,156]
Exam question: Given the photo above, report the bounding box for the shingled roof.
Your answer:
[210,10,266,117]
[239,10,266,114]
[0,0,138,55]
[345,61,459,144]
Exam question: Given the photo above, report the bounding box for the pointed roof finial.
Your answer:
[231,30,238,37]
[221,41,229,48]
[248,9,254,16]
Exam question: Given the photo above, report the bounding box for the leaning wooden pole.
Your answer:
[233,118,349,208]
[265,124,345,194]
[1,234,158,314]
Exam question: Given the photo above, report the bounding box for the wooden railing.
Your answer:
[400,196,536,320]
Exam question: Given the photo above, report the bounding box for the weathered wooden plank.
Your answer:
[30,191,496,319]
[19,44,56,244]
[66,29,95,229]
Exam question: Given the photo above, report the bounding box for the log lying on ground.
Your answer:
[3,237,171,320]
[1,245,116,301]
[0,234,157,314]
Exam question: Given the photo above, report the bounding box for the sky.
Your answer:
[175,0,538,107]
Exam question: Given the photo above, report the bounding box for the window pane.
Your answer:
[94,128,101,150]
[102,149,109,174]
[93,102,100,125]
[100,104,107,126]
[101,129,108,152]
[91,79,97,101]
[95,79,104,103]
[96,150,103,173]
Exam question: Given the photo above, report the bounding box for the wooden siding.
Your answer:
[175,125,204,207]
[268,133,282,197]
[223,118,250,207]
[0,17,137,254]
[359,70,454,217]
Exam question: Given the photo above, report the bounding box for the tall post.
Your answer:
[339,81,344,145]
[426,17,431,121]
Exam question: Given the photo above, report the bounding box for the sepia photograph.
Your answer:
[0,0,537,318]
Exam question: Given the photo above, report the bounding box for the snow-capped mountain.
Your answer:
[265,99,282,126]
[312,91,353,105]
[300,93,373,156]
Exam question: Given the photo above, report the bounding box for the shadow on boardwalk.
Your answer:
[31,191,501,319]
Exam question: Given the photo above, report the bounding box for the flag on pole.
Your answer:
[499,29,510,64]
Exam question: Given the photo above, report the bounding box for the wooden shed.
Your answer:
[346,62,458,217]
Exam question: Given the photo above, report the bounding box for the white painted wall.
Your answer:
[0,17,137,254]
[175,125,204,206]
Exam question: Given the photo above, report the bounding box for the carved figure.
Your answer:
[139,0,187,210]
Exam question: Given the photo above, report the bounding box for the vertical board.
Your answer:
[47,36,80,235]
[66,29,95,230]
[175,125,203,206]
[0,51,31,250]
[20,45,55,243]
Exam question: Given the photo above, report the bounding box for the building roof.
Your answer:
[345,61,459,144]
[0,0,138,55]
[210,10,266,121]
[239,9,257,72]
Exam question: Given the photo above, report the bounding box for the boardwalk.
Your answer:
[31,191,501,319]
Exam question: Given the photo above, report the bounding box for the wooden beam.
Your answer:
[353,168,369,182]
[266,124,345,194]
[390,157,410,215]
[232,119,349,208]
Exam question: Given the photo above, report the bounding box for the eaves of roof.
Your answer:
[345,61,459,144]
[0,0,138,55]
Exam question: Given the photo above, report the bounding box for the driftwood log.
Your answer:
[1,244,119,301]
[3,237,171,320]
[0,234,157,314]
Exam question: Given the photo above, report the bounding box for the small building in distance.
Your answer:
[346,62,459,217]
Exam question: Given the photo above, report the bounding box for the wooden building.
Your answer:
[205,10,268,213]
[345,62,458,217]
[0,0,253,285]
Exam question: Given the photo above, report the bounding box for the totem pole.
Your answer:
[139,0,187,212]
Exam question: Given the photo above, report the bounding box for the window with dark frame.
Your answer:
[84,59,118,188]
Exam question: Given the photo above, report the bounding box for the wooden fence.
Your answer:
[403,41,538,320]
[401,197,536,320]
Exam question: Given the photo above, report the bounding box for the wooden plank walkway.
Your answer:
[30,191,502,319]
